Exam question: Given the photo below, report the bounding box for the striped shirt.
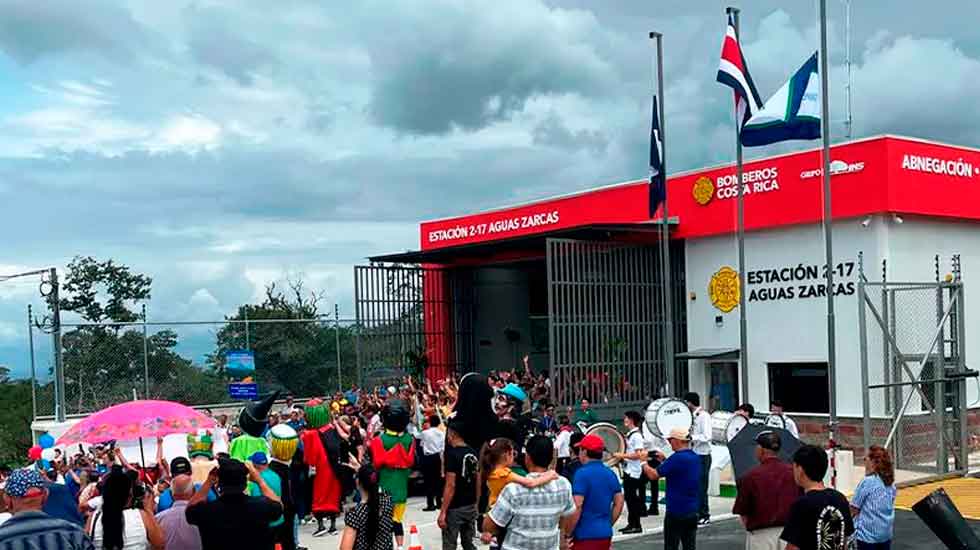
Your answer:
[0,511,95,550]
[488,472,576,550]
[852,474,896,543]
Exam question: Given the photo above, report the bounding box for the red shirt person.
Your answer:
[732,431,802,550]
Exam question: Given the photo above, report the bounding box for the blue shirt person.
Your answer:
[850,446,897,548]
[569,434,624,544]
[642,427,702,550]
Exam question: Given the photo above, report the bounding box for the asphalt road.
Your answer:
[613,511,979,550]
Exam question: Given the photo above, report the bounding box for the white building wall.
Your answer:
[685,217,883,417]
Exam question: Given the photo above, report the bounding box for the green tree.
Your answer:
[55,256,224,413]
[208,278,357,397]
[0,365,34,465]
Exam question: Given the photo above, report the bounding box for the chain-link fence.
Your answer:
[858,255,972,484]
[30,316,364,420]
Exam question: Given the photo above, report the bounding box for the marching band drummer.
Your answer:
[642,424,661,517]
[735,403,756,421]
[613,411,646,535]
[769,401,800,439]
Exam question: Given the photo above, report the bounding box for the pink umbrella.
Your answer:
[56,400,217,447]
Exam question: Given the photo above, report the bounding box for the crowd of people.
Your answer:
[0,363,898,550]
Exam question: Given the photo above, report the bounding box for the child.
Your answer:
[479,438,558,547]
[438,419,479,550]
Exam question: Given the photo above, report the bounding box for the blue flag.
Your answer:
[649,94,666,218]
[740,53,821,147]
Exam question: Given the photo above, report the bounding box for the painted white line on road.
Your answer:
[610,513,738,542]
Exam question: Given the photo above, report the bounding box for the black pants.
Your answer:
[275,512,296,550]
[623,475,645,528]
[698,453,712,520]
[422,453,443,508]
[664,513,698,550]
[646,457,661,512]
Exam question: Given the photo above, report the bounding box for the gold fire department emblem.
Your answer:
[692,176,714,205]
[709,266,740,313]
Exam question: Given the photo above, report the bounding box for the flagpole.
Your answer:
[727,7,750,405]
[818,0,839,486]
[650,30,675,397]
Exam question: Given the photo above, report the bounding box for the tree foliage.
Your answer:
[60,256,152,324]
[57,257,225,412]
[208,278,358,397]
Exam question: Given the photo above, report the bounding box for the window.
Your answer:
[768,362,829,414]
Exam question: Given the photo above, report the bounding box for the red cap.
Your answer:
[575,434,605,453]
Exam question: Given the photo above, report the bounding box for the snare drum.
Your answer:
[584,422,625,470]
[645,398,693,440]
[710,411,749,443]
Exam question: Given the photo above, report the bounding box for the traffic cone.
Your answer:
[407,524,424,550]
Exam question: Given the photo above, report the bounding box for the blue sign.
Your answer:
[228,382,259,400]
[225,350,255,377]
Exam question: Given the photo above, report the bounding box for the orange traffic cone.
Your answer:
[408,524,424,550]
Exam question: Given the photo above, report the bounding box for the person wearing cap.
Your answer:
[566,434,624,550]
[157,457,217,513]
[684,391,713,525]
[155,474,203,550]
[732,431,802,550]
[247,452,285,529]
[0,468,95,550]
[186,458,283,550]
[641,426,701,550]
[493,383,532,460]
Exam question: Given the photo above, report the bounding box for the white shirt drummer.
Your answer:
[690,406,713,456]
[623,427,645,479]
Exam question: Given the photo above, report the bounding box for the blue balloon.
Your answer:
[38,433,55,449]
[39,459,50,470]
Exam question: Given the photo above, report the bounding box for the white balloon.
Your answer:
[40,448,57,461]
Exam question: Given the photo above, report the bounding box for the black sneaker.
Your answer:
[698,517,711,526]
[327,526,339,535]
[312,527,328,537]
[648,508,660,516]
[620,527,643,535]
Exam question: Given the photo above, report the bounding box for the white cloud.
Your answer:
[146,113,223,153]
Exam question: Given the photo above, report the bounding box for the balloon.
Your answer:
[38,433,55,449]
[40,448,56,462]
[27,445,42,461]
[39,459,50,471]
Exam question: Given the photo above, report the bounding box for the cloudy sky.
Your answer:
[2,0,980,378]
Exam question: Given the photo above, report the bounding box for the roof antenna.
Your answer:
[843,0,853,140]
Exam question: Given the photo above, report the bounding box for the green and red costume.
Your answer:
[370,430,415,505]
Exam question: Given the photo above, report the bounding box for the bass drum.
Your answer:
[584,422,626,471]
[711,411,748,444]
[645,398,693,440]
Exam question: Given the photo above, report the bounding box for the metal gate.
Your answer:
[858,254,975,481]
[354,265,473,387]
[546,238,685,407]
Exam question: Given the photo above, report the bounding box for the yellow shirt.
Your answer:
[487,467,518,508]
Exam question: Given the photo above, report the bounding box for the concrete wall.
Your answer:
[685,217,882,417]
[685,214,980,418]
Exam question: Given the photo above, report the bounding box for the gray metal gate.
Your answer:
[858,254,974,481]
[547,238,682,408]
[354,265,473,387]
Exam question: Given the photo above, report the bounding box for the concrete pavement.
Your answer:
[301,494,737,549]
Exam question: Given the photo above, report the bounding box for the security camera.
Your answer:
[861,216,872,228]
[892,214,904,224]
